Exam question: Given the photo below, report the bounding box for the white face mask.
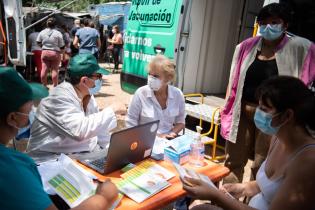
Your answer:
[147,75,162,91]
[8,111,30,130]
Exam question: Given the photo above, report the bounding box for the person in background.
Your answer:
[126,55,185,139]
[27,53,126,162]
[37,17,65,87]
[182,76,315,210]
[70,19,81,57]
[221,3,315,184]
[73,18,101,59]
[60,25,71,69]
[107,25,123,71]
[0,67,118,210]
[89,21,95,28]
[70,19,81,38]
[107,25,114,40]
[28,20,42,81]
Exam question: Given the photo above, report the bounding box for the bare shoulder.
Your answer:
[270,145,315,210]
[287,145,315,179]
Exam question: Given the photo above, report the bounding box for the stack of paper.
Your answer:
[172,162,234,199]
[172,162,215,187]
[152,136,171,155]
[116,160,175,203]
[46,154,97,208]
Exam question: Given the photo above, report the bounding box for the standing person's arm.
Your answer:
[96,30,101,48]
[224,44,241,100]
[73,29,80,49]
[73,36,79,49]
[97,38,101,48]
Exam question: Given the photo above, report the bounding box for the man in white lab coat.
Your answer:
[27,53,125,162]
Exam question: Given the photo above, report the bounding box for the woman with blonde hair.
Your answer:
[126,55,185,139]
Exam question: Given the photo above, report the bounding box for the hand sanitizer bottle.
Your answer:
[189,126,204,167]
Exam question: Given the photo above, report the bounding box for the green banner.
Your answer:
[122,0,183,93]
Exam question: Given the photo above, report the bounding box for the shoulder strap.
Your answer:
[290,143,315,162]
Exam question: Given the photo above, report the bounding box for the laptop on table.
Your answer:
[78,120,159,174]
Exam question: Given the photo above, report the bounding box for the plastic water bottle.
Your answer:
[189,126,204,167]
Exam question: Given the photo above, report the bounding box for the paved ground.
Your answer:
[94,66,132,131]
[94,69,132,109]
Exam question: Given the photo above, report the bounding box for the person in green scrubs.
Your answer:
[0,67,118,210]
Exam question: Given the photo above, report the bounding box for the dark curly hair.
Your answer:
[256,76,315,131]
[257,3,292,25]
[46,17,56,28]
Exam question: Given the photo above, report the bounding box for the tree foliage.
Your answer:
[23,0,128,12]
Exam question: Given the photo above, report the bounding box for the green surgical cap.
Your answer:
[68,53,110,77]
[0,67,48,116]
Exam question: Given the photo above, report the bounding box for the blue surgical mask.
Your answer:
[89,79,102,95]
[259,24,283,41]
[254,108,281,135]
[16,120,31,137]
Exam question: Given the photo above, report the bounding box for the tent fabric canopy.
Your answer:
[89,2,131,32]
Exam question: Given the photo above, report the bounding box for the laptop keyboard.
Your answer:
[89,157,107,170]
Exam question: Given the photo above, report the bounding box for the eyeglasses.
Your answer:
[89,74,102,80]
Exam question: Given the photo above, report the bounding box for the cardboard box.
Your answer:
[164,135,192,165]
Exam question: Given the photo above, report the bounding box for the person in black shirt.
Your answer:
[223,3,314,184]
[70,19,81,57]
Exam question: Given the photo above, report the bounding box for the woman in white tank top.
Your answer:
[181,76,315,210]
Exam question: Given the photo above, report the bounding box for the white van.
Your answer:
[0,0,26,67]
